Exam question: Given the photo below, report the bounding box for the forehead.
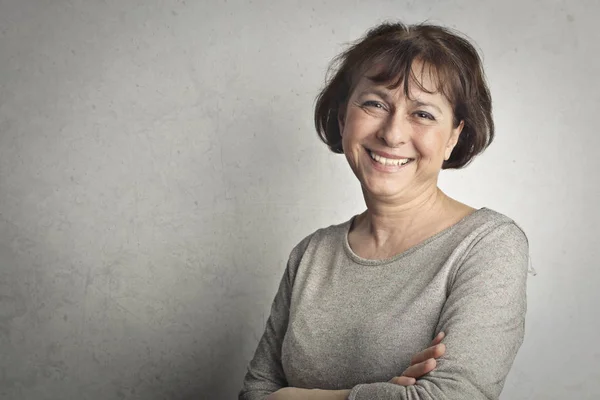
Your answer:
[353,60,449,102]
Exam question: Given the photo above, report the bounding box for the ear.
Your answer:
[445,120,464,160]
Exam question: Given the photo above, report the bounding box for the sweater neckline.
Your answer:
[342,207,489,266]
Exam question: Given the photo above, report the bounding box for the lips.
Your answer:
[368,150,414,166]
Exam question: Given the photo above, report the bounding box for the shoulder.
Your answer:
[289,217,352,259]
[456,207,529,248]
[285,217,353,276]
[449,208,530,284]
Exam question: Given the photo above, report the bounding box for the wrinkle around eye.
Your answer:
[359,100,388,113]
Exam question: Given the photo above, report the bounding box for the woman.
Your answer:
[239,21,529,400]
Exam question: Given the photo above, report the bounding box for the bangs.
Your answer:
[350,40,461,107]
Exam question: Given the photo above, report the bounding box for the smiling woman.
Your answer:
[239,21,529,400]
[339,59,466,202]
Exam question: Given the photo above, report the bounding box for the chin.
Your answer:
[362,180,409,198]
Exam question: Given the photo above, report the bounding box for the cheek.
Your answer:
[413,129,448,158]
[343,109,379,139]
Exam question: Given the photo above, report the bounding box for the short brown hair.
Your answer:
[314,21,494,169]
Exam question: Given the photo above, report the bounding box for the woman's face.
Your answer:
[338,62,464,202]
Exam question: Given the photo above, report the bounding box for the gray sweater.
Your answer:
[239,208,529,399]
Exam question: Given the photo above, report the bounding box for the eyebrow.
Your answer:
[358,88,445,114]
[412,100,443,115]
[358,88,392,101]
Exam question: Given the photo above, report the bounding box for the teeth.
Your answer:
[369,151,411,166]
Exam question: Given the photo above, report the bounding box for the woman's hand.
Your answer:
[388,331,447,386]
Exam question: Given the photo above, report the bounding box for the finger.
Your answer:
[389,376,416,386]
[431,331,445,346]
[410,343,446,365]
[402,358,437,378]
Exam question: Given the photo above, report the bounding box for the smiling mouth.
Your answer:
[368,150,414,167]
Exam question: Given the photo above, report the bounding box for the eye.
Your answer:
[414,111,435,120]
[362,100,386,110]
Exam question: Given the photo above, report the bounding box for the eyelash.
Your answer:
[363,100,385,109]
[414,111,435,121]
[362,101,435,121]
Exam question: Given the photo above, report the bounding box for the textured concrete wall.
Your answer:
[0,0,598,399]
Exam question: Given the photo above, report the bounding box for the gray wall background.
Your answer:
[1,0,598,399]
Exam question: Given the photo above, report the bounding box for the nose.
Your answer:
[376,112,410,148]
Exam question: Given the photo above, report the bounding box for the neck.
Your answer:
[357,184,450,244]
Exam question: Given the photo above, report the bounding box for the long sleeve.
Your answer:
[348,222,529,400]
[238,237,310,400]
